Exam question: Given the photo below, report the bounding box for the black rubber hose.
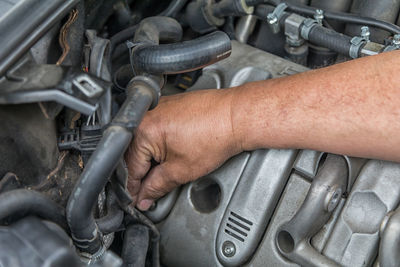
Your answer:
[254,4,275,19]
[123,204,161,266]
[152,240,161,267]
[211,0,253,17]
[306,24,353,56]
[122,224,150,267]
[260,1,400,34]
[108,15,182,73]
[133,16,183,45]
[110,25,139,53]
[0,189,67,230]
[158,0,188,17]
[132,31,232,75]
[246,0,266,6]
[67,80,159,254]
[108,24,139,74]
[96,189,124,234]
[67,127,132,253]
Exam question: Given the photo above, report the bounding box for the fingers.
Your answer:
[136,162,182,211]
[125,137,152,204]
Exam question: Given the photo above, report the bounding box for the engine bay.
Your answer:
[0,0,400,266]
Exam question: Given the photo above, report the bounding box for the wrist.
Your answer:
[225,85,248,153]
[228,80,283,152]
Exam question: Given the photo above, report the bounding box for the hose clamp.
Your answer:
[300,18,318,40]
[267,3,288,34]
[349,36,367,58]
[383,34,400,52]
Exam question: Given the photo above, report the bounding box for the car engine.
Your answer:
[0,0,400,266]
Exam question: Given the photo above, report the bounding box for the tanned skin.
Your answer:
[125,50,400,211]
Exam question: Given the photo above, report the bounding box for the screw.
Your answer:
[325,188,342,212]
[393,34,400,46]
[360,26,370,42]
[267,14,277,25]
[222,241,236,257]
[314,9,324,25]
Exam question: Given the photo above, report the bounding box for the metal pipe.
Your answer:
[235,15,258,43]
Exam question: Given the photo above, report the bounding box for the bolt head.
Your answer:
[360,26,370,41]
[326,188,342,212]
[267,13,278,24]
[222,241,236,257]
[314,9,324,24]
[393,34,400,46]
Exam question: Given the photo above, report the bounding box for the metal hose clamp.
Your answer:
[267,3,288,34]
[300,18,317,40]
[349,36,367,58]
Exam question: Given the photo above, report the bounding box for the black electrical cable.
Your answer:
[253,1,400,34]
[110,25,139,50]
[108,24,139,73]
[158,0,188,17]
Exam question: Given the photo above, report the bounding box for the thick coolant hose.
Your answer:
[66,77,161,254]
[133,16,183,45]
[0,189,67,230]
[131,31,232,75]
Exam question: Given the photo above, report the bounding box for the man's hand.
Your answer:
[126,89,241,211]
[126,50,400,211]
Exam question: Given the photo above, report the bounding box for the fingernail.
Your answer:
[138,199,153,211]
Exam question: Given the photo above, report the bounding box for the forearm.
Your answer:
[231,50,400,161]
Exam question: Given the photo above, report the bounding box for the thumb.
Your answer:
[136,162,182,211]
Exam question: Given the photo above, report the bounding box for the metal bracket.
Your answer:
[267,3,288,34]
[284,13,306,47]
[0,60,110,115]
